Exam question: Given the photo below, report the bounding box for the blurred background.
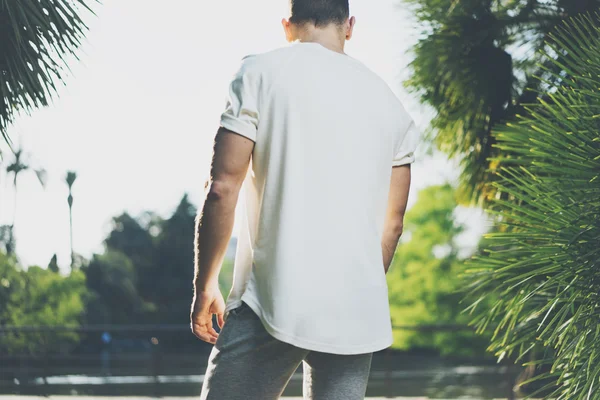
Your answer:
[1,0,599,399]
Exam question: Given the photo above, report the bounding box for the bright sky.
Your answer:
[0,0,477,271]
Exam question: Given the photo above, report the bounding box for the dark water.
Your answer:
[0,351,519,399]
[1,367,518,399]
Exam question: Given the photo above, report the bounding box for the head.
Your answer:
[282,0,356,45]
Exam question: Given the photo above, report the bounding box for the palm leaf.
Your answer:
[466,14,600,399]
[65,170,77,188]
[0,0,95,144]
[404,0,600,205]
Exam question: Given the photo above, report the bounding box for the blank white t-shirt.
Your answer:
[219,41,419,355]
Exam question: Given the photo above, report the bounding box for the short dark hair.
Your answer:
[289,0,350,27]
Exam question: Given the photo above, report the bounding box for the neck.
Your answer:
[293,24,346,54]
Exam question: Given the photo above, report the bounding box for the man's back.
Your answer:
[222,42,417,354]
[193,3,419,398]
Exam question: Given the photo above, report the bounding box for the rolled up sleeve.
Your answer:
[392,119,420,166]
[220,56,259,142]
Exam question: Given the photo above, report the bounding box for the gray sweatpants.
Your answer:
[199,301,373,400]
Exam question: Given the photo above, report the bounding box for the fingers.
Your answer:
[190,295,227,344]
[207,325,220,338]
[190,310,219,344]
[191,321,218,344]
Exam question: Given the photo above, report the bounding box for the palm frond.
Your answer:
[466,14,600,399]
[65,170,77,188]
[0,0,95,144]
[404,0,600,205]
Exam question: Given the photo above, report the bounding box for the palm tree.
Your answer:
[466,15,600,399]
[65,171,77,268]
[5,149,47,254]
[6,150,27,229]
[404,0,600,205]
[0,0,95,144]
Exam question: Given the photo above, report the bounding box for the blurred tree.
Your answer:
[218,258,234,300]
[83,251,154,325]
[104,212,160,309]
[65,171,77,268]
[48,254,59,273]
[83,196,233,330]
[153,194,197,324]
[5,149,46,254]
[0,252,22,326]
[466,15,600,399]
[0,0,95,145]
[0,252,86,355]
[404,0,600,205]
[0,225,15,255]
[92,196,197,324]
[387,184,490,357]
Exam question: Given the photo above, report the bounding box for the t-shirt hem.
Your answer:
[240,294,393,355]
[224,299,244,315]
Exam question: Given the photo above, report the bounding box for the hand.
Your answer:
[190,288,226,344]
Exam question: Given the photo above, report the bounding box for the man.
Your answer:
[191,0,419,398]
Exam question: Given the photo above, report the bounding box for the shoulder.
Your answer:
[347,63,414,127]
[237,45,302,77]
[342,57,402,103]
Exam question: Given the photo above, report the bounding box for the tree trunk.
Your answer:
[68,192,74,269]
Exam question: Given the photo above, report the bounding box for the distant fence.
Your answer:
[0,324,518,399]
[0,324,478,332]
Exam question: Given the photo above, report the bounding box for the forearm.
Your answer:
[382,164,411,273]
[193,188,238,293]
[382,221,403,273]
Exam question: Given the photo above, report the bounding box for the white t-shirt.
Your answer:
[220,41,419,355]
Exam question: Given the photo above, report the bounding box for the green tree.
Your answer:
[387,184,489,357]
[83,251,154,325]
[0,0,95,145]
[48,253,59,273]
[404,0,600,204]
[65,171,77,268]
[84,195,234,329]
[0,252,22,326]
[5,149,46,254]
[154,194,196,324]
[466,15,600,399]
[218,258,235,300]
[0,225,15,255]
[104,211,160,308]
[0,252,86,355]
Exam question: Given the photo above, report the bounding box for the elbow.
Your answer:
[387,218,404,238]
[205,180,239,203]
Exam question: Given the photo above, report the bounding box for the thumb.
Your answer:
[217,312,225,329]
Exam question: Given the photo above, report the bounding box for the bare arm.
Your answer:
[193,128,254,292]
[382,164,411,273]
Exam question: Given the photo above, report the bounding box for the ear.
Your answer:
[345,16,356,40]
[282,18,294,42]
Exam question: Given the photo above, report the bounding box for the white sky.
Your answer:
[0,0,478,271]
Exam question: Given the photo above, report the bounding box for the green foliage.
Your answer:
[153,194,197,324]
[218,258,234,299]
[103,211,158,307]
[48,253,59,273]
[0,0,95,144]
[3,148,47,254]
[405,0,600,205]
[466,15,600,399]
[0,252,86,355]
[83,251,155,325]
[83,195,199,326]
[0,224,14,254]
[387,184,489,357]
